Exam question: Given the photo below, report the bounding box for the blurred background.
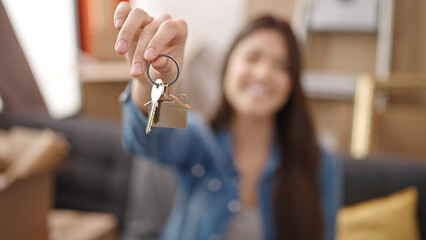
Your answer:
[0,0,426,240]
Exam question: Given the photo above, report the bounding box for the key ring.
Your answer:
[146,54,180,87]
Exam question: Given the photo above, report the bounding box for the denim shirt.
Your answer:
[120,82,341,240]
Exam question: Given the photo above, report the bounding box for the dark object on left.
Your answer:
[0,111,133,232]
[0,1,47,114]
[0,0,132,234]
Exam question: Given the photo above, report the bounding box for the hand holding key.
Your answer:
[144,55,191,134]
[114,2,187,82]
[113,2,188,114]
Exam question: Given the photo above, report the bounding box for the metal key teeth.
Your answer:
[146,103,156,134]
[153,101,162,123]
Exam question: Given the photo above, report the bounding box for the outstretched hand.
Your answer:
[114,2,187,84]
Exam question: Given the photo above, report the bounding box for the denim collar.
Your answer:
[215,128,280,181]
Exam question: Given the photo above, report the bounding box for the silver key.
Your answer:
[146,79,165,134]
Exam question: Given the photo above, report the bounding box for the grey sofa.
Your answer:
[121,154,426,239]
[1,111,425,238]
[341,154,426,239]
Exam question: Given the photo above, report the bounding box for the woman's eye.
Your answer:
[244,53,259,62]
[275,61,289,71]
[279,64,289,71]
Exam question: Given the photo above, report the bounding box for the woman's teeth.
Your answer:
[245,84,270,99]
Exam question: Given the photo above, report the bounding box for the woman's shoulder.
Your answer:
[319,149,342,193]
[186,111,224,148]
[320,149,341,176]
[187,111,215,137]
[319,149,342,240]
[187,111,209,129]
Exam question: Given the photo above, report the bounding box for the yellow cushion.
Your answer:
[337,187,421,240]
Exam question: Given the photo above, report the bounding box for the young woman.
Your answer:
[115,2,341,240]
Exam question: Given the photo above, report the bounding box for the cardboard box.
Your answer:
[0,172,53,240]
[79,60,129,120]
[0,127,69,240]
[49,209,117,240]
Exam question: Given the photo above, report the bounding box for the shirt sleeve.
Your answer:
[120,80,211,168]
[319,150,342,240]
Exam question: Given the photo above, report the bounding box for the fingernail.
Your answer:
[144,48,156,60]
[115,19,123,28]
[131,63,143,76]
[116,40,127,52]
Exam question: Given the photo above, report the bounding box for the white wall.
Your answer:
[131,0,246,117]
[132,0,245,58]
[2,0,80,118]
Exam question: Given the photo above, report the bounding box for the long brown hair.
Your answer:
[212,16,322,240]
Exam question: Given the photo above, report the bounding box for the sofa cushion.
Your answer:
[337,187,421,240]
[341,155,426,239]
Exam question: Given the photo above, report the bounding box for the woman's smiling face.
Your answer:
[223,28,292,119]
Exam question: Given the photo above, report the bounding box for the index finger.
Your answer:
[144,19,188,61]
[114,1,132,29]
